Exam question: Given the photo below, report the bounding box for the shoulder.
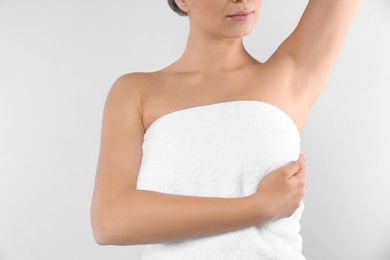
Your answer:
[103,71,167,131]
[109,72,151,97]
[103,73,146,119]
[106,71,162,109]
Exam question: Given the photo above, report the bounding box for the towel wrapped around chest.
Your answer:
[136,101,305,260]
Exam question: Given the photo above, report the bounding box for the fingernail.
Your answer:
[296,158,301,167]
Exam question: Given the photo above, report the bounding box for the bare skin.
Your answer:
[91,0,359,245]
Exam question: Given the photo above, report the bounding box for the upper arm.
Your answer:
[269,0,359,107]
[92,74,145,214]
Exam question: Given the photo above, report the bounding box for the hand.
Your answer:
[249,154,306,224]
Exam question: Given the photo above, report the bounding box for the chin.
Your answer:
[227,27,255,39]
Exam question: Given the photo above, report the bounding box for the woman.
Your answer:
[91,0,358,259]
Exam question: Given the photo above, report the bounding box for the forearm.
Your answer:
[91,189,267,245]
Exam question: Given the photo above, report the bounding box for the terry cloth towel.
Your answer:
[136,100,306,260]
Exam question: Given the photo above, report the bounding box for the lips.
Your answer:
[228,11,253,17]
[227,10,254,21]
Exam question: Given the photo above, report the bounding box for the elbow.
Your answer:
[92,218,131,246]
[91,196,120,245]
[92,221,142,246]
[91,204,120,245]
[91,209,140,246]
[93,231,110,246]
[91,216,114,246]
[90,191,144,245]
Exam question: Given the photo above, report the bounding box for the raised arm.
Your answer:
[269,0,359,109]
[90,74,306,245]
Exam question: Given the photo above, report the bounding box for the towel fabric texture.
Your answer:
[136,100,305,260]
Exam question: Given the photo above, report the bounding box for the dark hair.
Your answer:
[167,0,188,16]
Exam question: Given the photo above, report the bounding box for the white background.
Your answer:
[1,0,389,259]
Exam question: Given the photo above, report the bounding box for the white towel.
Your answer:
[136,100,305,260]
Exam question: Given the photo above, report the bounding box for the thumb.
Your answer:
[285,159,301,179]
[294,154,306,178]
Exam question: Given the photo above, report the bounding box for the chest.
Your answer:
[142,71,290,132]
[137,101,300,197]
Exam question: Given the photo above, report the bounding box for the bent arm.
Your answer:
[269,0,359,108]
[91,74,305,246]
[90,75,271,245]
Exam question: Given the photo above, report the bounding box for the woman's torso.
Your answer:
[133,60,307,259]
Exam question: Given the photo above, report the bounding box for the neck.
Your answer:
[174,28,257,74]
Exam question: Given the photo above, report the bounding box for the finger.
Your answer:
[293,154,306,178]
[285,160,301,179]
